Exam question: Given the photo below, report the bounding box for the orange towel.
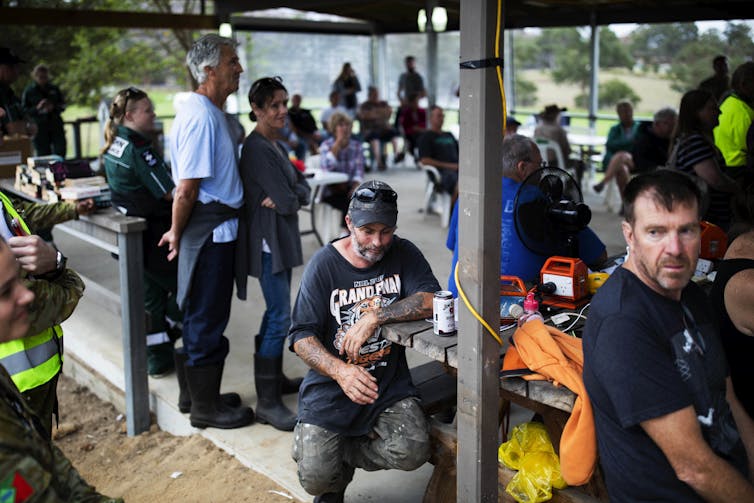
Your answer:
[502,319,596,486]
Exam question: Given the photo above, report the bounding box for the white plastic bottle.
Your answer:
[517,292,544,327]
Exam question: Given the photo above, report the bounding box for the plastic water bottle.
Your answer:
[517,292,544,327]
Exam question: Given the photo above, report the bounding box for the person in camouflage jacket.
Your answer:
[0,189,93,439]
[0,239,121,503]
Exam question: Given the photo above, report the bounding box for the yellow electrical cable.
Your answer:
[495,0,506,134]
[454,262,503,345]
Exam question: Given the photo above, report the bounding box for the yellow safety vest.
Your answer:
[0,191,63,392]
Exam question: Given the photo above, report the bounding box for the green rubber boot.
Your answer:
[147,342,175,378]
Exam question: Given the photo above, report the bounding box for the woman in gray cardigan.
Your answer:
[238,76,310,431]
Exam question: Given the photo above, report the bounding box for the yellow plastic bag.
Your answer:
[498,423,567,503]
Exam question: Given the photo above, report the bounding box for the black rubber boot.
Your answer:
[174,352,242,413]
[254,355,297,431]
[185,363,254,429]
[255,335,302,394]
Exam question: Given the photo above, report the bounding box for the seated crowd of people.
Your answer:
[4,35,754,503]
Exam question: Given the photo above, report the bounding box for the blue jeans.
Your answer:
[257,252,292,358]
[183,240,235,367]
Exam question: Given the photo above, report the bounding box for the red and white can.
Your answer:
[433,290,457,336]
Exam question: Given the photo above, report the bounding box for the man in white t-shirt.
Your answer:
[159,34,253,430]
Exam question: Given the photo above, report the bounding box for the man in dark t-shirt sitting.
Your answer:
[418,105,459,198]
[289,180,440,502]
[583,170,754,501]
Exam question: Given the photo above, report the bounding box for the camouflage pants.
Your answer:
[291,396,430,496]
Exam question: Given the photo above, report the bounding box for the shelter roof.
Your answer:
[1,1,750,32]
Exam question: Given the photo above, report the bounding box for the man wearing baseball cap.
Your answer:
[289,180,441,502]
[0,47,34,137]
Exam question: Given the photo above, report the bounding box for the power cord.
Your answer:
[454,262,503,345]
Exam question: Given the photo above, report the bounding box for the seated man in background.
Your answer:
[534,104,571,167]
[601,101,639,171]
[396,93,426,164]
[418,105,458,198]
[290,180,439,502]
[594,107,677,196]
[358,86,399,171]
[320,90,347,139]
[288,93,322,155]
[318,112,365,230]
[584,170,754,501]
[447,134,605,294]
[505,116,521,136]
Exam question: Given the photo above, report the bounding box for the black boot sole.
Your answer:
[179,392,242,414]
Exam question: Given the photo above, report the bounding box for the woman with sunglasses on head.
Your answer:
[237,77,310,431]
[102,88,182,378]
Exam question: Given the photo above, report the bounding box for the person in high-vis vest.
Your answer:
[0,189,92,439]
[0,238,123,502]
[102,87,181,378]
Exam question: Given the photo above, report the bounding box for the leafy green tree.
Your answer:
[515,77,537,107]
[629,23,699,71]
[666,23,752,93]
[2,0,202,106]
[575,79,640,109]
[598,27,632,70]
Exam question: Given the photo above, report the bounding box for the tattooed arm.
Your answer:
[293,335,379,405]
[340,291,433,362]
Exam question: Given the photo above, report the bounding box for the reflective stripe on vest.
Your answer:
[0,193,62,392]
[0,326,63,393]
[0,326,63,392]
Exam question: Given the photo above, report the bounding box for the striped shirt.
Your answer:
[674,133,732,230]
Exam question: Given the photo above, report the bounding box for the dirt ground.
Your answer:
[54,374,298,502]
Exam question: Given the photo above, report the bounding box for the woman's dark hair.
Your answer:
[248,76,286,122]
[674,88,714,139]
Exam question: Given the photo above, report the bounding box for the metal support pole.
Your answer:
[504,29,515,113]
[457,0,503,500]
[588,12,600,133]
[426,2,438,107]
[72,120,82,160]
[118,231,149,436]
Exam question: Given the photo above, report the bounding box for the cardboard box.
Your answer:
[0,136,33,178]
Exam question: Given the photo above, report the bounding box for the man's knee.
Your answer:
[377,397,431,470]
[292,423,348,495]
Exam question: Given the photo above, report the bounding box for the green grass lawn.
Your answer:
[59,69,681,159]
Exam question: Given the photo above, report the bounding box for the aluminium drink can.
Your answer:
[433,290,457,336]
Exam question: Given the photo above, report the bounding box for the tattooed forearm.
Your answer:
[375,292,433,325]
[293,335,344,379]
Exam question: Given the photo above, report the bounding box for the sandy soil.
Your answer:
[54,374,298,503]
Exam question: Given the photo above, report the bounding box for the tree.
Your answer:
[665,23,753,93]
[598,27,632,70]
[628,23,699,71]
[2,0,204,107]
[575,79,640,109]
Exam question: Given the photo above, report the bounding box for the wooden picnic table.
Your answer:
[382,318,607,502]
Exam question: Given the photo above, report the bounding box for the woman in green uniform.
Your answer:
[101,88,179,377]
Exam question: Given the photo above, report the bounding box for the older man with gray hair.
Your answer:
[159,34,253,429]
[446,134,606,292]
